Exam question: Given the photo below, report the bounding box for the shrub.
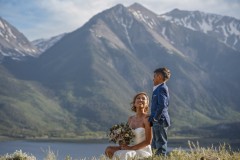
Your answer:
[0,150,36,160]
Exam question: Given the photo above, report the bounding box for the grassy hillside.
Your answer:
[0,66,74,138]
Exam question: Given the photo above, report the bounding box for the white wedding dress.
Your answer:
[113,127,152,160]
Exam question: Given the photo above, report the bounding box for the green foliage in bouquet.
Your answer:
[107,122,135,145]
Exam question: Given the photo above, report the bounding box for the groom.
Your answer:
[148,67,171,156]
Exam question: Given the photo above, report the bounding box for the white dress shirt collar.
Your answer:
[153,83,163,91]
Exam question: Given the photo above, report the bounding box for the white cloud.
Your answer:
[37,0,115,27]
[24,0,118,40]
[1,0,239,40]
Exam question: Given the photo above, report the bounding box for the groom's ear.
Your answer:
[158,73,164,81]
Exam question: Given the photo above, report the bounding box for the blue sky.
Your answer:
[1,0,240,41]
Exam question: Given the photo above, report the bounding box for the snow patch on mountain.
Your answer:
[32,33,66,54]
[130,9,157,29]
[0,17,39,60]
[128,3,158,29]
[160,9,240,50]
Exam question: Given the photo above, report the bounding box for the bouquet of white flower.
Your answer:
[107,122,135,145]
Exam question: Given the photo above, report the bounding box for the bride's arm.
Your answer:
[122,117,152,150]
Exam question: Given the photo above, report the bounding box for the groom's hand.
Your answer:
[148,116,153,122]
[148,116,153,126]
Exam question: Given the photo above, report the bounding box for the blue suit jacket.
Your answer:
[150,83,170,127]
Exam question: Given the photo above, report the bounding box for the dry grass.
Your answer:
[140,141,240,160]
[0,141,239,160]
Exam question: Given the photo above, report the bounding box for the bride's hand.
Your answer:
[120,145,131,150]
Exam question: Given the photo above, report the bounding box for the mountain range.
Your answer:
[0,3,240,139]
[0,17,39,61]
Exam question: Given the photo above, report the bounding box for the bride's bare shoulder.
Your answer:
[128,115,135,121]
[143,114,150,124]
[143,114,149,119]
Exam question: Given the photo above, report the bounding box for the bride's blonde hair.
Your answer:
[131,92,149,113]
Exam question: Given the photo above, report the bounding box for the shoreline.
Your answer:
[0,136,108,143]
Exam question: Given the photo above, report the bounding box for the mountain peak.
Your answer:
[163,8,223,19]
[129,2,145,10]
[128,2,157,16]
[164,8,199,18]
[32,33,66,54]
[99,3,129,18]
[111,3,125,9]
[0,17,39,60]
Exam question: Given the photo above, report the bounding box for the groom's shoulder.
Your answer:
[154,84,168,94]
[156,83,166,90]
[160,83,168,89]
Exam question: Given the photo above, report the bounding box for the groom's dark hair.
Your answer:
[154,67,171,81]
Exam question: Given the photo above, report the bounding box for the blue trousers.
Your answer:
[151,121,168,156]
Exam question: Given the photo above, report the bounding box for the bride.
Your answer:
[105,92,152,159]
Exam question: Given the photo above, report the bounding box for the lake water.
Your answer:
[0,140,110,159]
